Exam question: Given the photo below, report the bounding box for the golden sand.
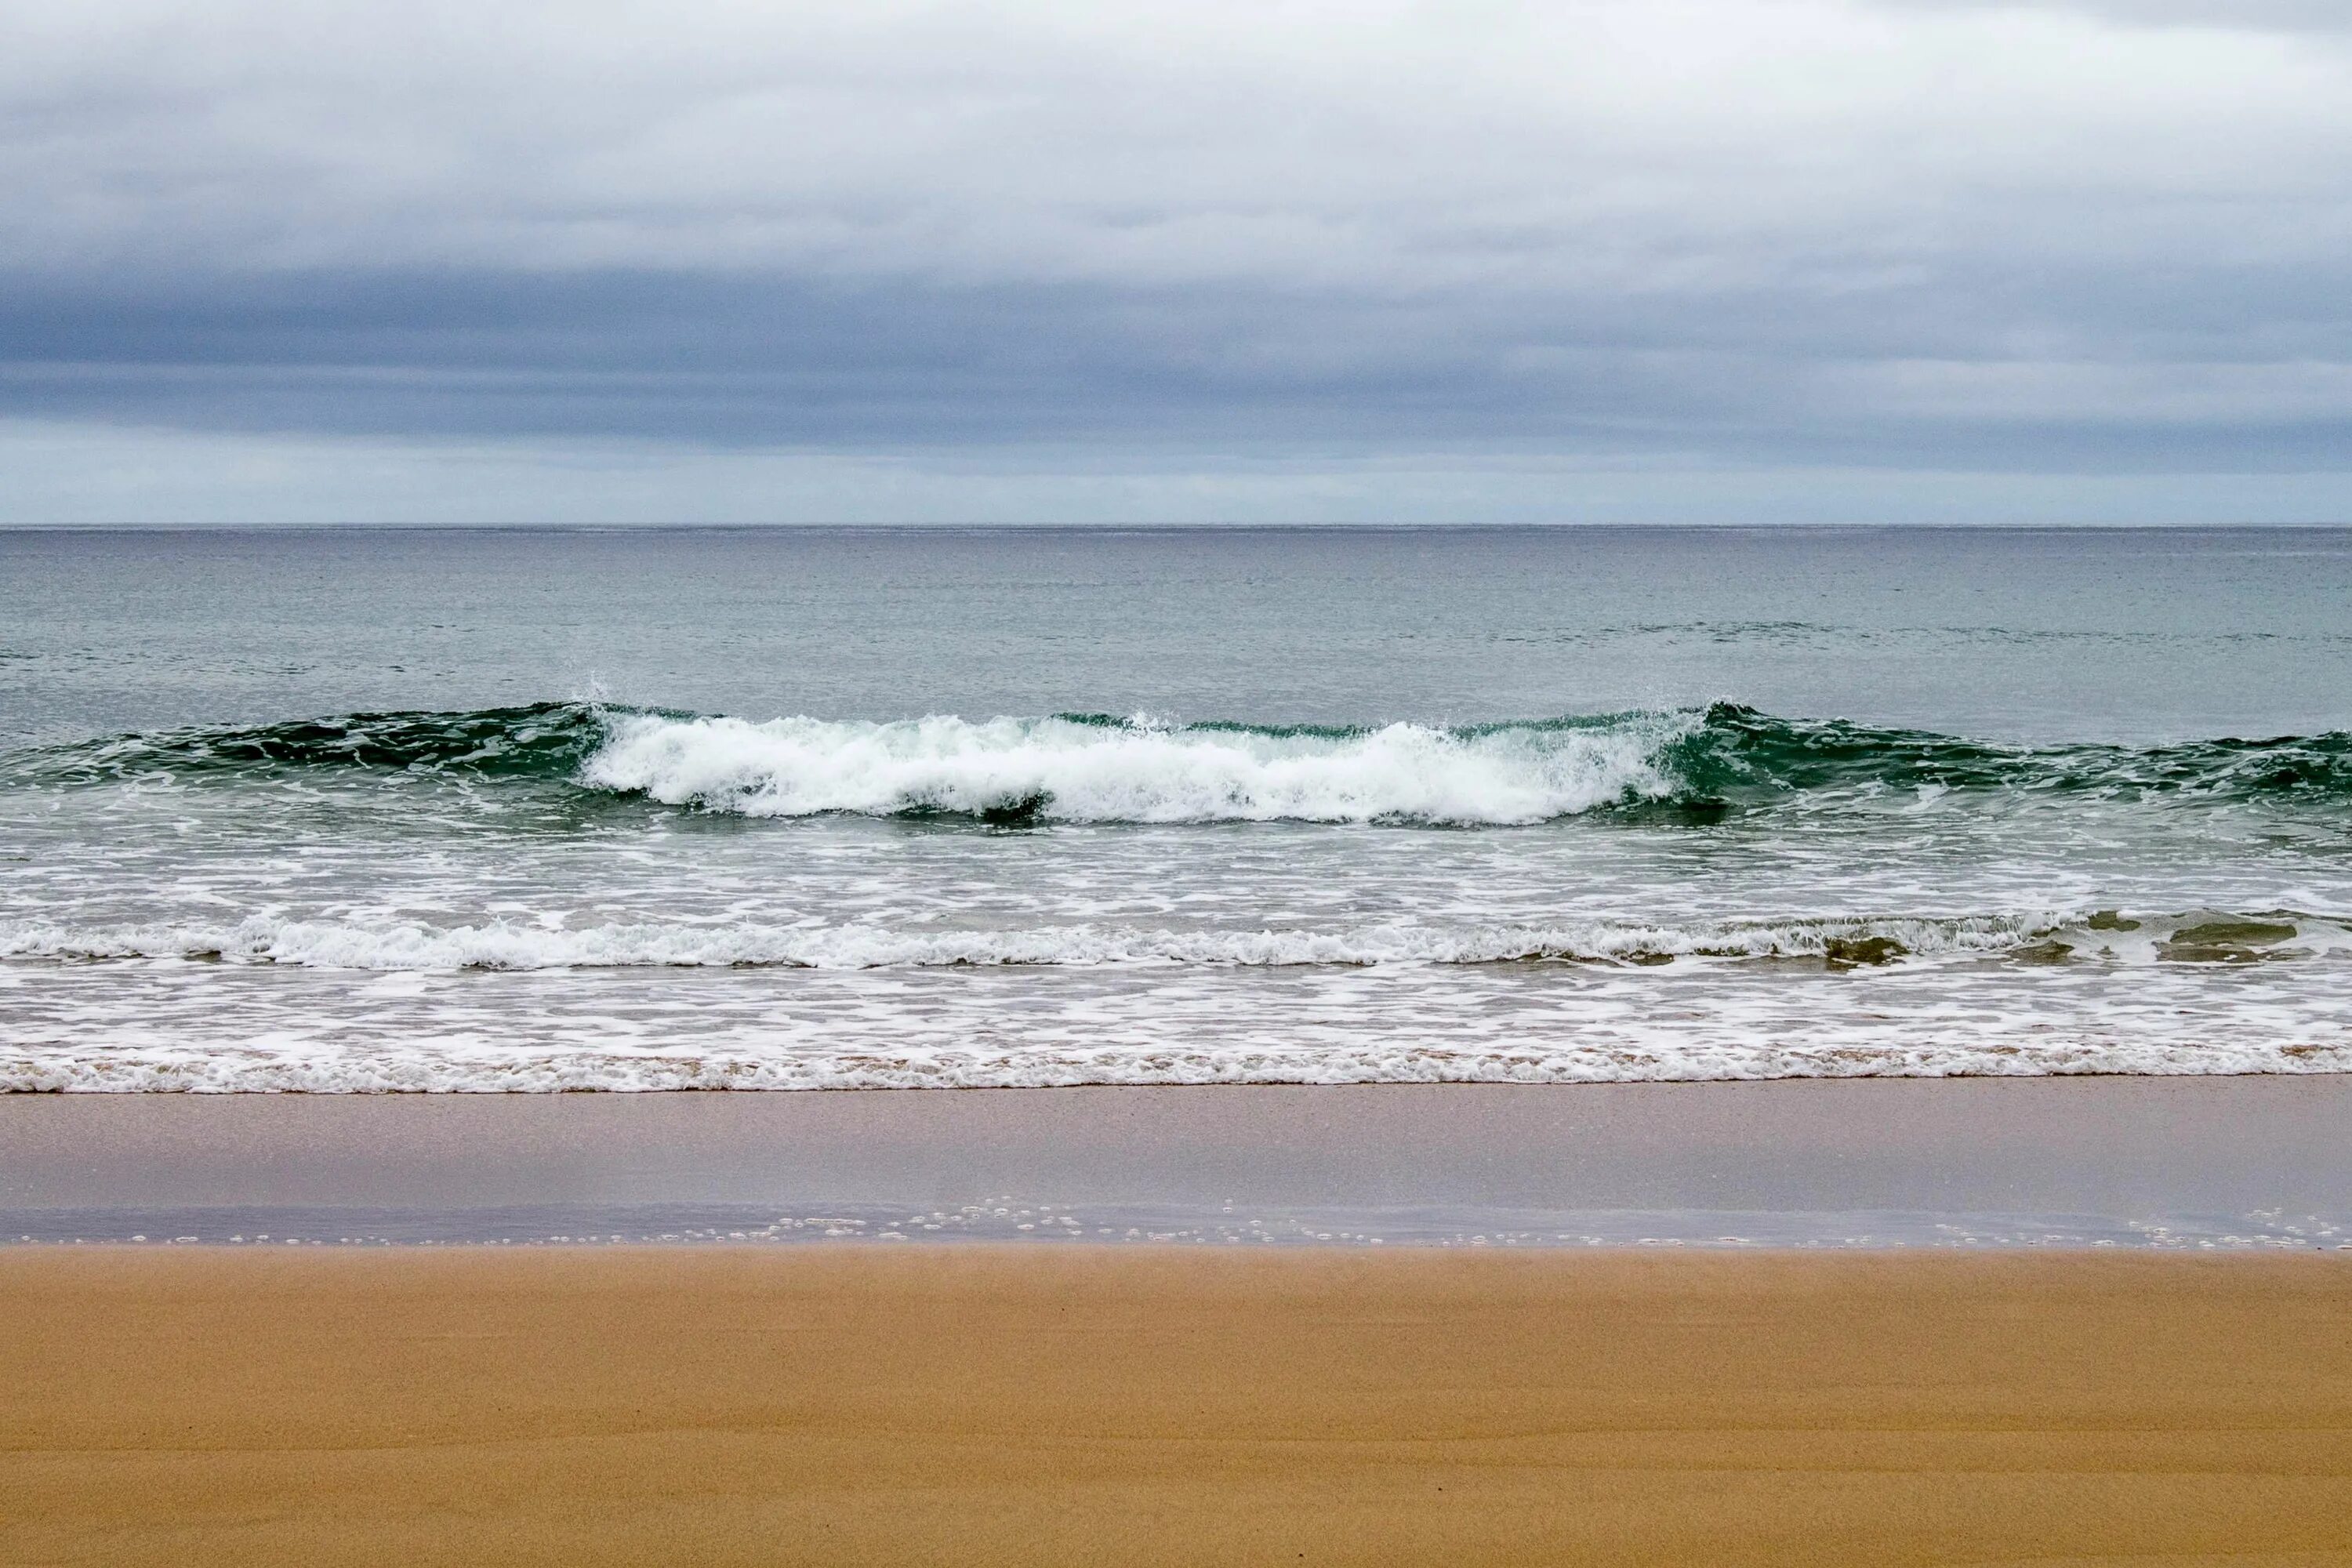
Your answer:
[5,1247,2350,1566]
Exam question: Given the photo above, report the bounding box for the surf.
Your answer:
[6,909,2344,971]
[12,701,2350,825]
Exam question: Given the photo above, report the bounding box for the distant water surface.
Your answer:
[2,524,2347,1090]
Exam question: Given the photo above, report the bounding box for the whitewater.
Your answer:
[579,709,1697,822]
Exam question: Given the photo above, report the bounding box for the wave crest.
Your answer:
[581,710,1697,824]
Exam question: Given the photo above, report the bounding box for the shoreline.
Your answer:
[8,1075,2350,1247]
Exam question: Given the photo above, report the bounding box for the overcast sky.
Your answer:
[4,0,2350,523]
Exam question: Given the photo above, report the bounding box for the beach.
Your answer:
[6,527,2350,1562]
[8,1244,2351,1566]
[7,1078,2352,1563]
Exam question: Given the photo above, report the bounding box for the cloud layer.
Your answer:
[4,0,2350,517]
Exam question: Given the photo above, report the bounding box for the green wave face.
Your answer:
[10,702,615,784]
[1664,702,2352,803]
[9,700,2351,818]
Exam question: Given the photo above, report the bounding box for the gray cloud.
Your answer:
[1873,2,2352,32]
[2,0,2350,517]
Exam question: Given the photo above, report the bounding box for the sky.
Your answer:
[3,0,2350,524]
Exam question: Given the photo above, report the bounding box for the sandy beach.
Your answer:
[6,1244,2351,1566]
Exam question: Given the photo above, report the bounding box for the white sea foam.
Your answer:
[578,711,1697,822]
[12,1040,2351,1094]
[3,974,2344,1092]
[0,912,2084,971]
[5,912,2343,1093]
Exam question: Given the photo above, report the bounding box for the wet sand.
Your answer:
[6,1245,2352,1566]
[9,1076,2352,1243]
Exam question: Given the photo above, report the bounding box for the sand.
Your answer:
[12,1077,2352,1245]
[5,1247,2351,1566]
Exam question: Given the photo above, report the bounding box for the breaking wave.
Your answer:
[13,700,2352,825]
[580,709,1700,824]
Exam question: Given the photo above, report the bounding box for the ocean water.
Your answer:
[2,524,2347,1092]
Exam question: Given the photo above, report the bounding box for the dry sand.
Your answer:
[5,1247,2350,1566]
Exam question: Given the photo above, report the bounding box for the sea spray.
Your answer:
[578,710,1697,823]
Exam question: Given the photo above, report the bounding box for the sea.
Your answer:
[2,524,2347,1093]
